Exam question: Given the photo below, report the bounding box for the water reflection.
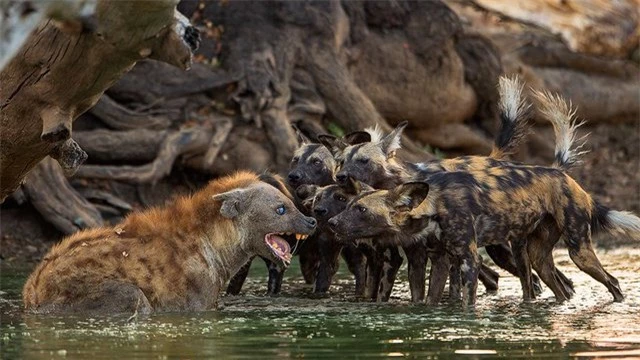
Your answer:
[1,248,639,358]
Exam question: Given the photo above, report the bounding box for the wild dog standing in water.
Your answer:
[23,172,316,314]
[329,165,639,306]
[296,178,375,295]
[226,129,366,296]
[318,76,558,302]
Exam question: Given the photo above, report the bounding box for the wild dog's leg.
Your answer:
[485,244,542,295]
[299,236,320,285]
[426,254,450,305]
[314,237,342,293]
[448,258,461,301]
[460,245,481,307]
[511,238,535,301]
[477,259,500,293]
[403,242,428,302]
[362,244,382,300]
[342,244,368,297]
[565,227,623,301]
[226,257,254,295]
[264,259,285,295]
[377,246,403,302]
[527,225,574,301]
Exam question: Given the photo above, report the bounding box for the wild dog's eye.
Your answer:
[356,205,367,213]
[276,205,286,215]
[357,158,369,164]
[292,157,299,163]
[312,159,322,166]
[335,194,347,202]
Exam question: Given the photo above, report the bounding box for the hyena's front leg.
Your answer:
[226,257,254,295]
[403,242,428,302]
[376,246,403,302]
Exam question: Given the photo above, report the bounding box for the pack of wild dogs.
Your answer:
[23,77,640,314]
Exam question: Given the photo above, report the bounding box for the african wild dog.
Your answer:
[296,179,371,295]
[23,171,316,314]
[318,76,564,302]
[328,164,639,306]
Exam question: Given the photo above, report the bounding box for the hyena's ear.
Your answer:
[343,177,374,195]
[343,131,371,145]
[212,189,247,218]
[379,121,408,157]
[388,181,429,211]
[318,134,347,157]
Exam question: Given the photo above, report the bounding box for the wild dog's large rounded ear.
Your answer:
[295,184,319,202]
[295,184,319,210]
[388,181,429,211]
[380,121,408,157]
[343,131,371,145]
[318,134,347,157]
[343,176,375,195]
[292,124,313,146]
[212,189,247,218]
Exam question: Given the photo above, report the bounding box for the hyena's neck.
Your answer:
[200,231,251,299]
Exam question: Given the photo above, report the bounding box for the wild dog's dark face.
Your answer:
[288,143,336,188]
[328,181,429,243]
[296,179,372,228]
[213,174,317,267]
[319,122,407,188]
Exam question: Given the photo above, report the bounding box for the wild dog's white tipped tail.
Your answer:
[498,75,530,125]
[531,89,589,170]
[491,75,532,159]
[364,124,384,143]
[607,210,640,236]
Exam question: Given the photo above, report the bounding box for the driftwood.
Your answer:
[0,0,200,201]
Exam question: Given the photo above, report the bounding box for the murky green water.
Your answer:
[2,248,640,359]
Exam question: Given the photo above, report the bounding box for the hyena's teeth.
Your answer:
[285,232,292,236]
[295,234,302,240]
[301,234,308,240]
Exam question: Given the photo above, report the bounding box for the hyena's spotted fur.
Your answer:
[23,172,317,314]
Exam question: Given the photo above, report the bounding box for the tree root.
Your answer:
[23,157,103,235]
[90,95,171,130]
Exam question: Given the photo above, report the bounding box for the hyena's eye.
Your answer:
[356,205,367,213]
[357,158,369,164]
[276,205,286,215]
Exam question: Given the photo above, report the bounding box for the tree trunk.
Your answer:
[0,0,199,201]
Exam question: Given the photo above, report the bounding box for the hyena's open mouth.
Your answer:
[265,233,308,267]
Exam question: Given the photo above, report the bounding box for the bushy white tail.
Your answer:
[607,210,640,236]
[491,75,532,159]
[531,89,589,170]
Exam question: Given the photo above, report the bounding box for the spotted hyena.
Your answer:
[23,171,316,314]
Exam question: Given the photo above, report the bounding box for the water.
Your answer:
[2,248,640,359]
